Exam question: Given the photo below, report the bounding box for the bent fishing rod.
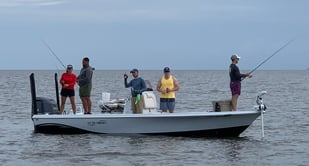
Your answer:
[41,39,67,111]
[248,39,295,74]
[41,39,66,69]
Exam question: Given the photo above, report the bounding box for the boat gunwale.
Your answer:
[32,110,260,119]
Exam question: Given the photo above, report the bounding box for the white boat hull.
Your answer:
[29,73,266,137]
[32,111,261,137]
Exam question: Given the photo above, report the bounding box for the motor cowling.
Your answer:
[34,97,60,115]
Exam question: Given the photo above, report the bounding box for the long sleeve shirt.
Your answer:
[78,66,93,87]
[60,72,77,90]
[124,77,147,97]
[229,64,246,82]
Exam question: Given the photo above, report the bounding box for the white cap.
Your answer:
[231,54,240,60]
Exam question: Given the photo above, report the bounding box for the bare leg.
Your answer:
[69,96,76,114]
[85,96,92,113]
[231,94,239,111]
[80,97,88,114]
[60,96,67,113]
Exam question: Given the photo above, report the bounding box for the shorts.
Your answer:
[230,82,241,95]
[160,98,176,111]
[131,96,144,114]
[60,89,75,97]
[79,84,92,97]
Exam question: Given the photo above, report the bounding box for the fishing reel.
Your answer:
[255,91,267,112]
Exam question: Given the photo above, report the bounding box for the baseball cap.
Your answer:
[130,68,139,73]
[67,64,73,69]
[231,54,241,60]
[163,67,170,72]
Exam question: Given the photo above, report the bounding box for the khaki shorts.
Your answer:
[79,84,92,97]
[131,96,144,114]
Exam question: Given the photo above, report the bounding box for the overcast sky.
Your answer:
[0,0,308,70]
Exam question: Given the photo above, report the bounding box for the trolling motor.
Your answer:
[254,91,267,138]
[256,91,267,112]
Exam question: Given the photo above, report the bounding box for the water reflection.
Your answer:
[224,138,243,162]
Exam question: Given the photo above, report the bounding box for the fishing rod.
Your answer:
[41,39,66,69]
[249,39,295,74]
[41,40,65,112]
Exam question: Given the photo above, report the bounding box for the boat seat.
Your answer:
[142,91,157,109]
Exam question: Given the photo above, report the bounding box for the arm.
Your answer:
[156,79,164,94]
[78,68,92,86]
[233,66,243,80]
[124,73,131,88]
[77,72,85,86]
[240,73,247,78]
[172,77,179,92]
[140,79,147,92]
[68,74,77,87]
[166,77,179,93]
[230,64,246,81]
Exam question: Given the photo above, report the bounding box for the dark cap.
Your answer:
[130,68,139,73]
[163,67,170,72]
[67,64,73,69]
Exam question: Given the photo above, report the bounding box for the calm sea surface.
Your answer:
[0,70,308,166]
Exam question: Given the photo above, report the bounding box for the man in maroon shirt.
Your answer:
[229,54,251,111]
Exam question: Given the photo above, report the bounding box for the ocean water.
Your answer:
[0,70,308,166]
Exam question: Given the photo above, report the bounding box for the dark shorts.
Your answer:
[230,82,241,95]
[160,98,176,111]
[60,89,75,97]
[79,84,92,97]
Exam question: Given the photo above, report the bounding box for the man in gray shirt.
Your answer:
[78,57,93,114]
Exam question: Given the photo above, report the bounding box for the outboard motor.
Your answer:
[30,73,60,116]
[35,97,59,114]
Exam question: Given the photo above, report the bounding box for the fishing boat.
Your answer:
[30,73,267,137]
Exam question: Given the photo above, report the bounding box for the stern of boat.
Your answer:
[30,73,60,118]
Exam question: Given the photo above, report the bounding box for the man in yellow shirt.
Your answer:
[156,67,180,113]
